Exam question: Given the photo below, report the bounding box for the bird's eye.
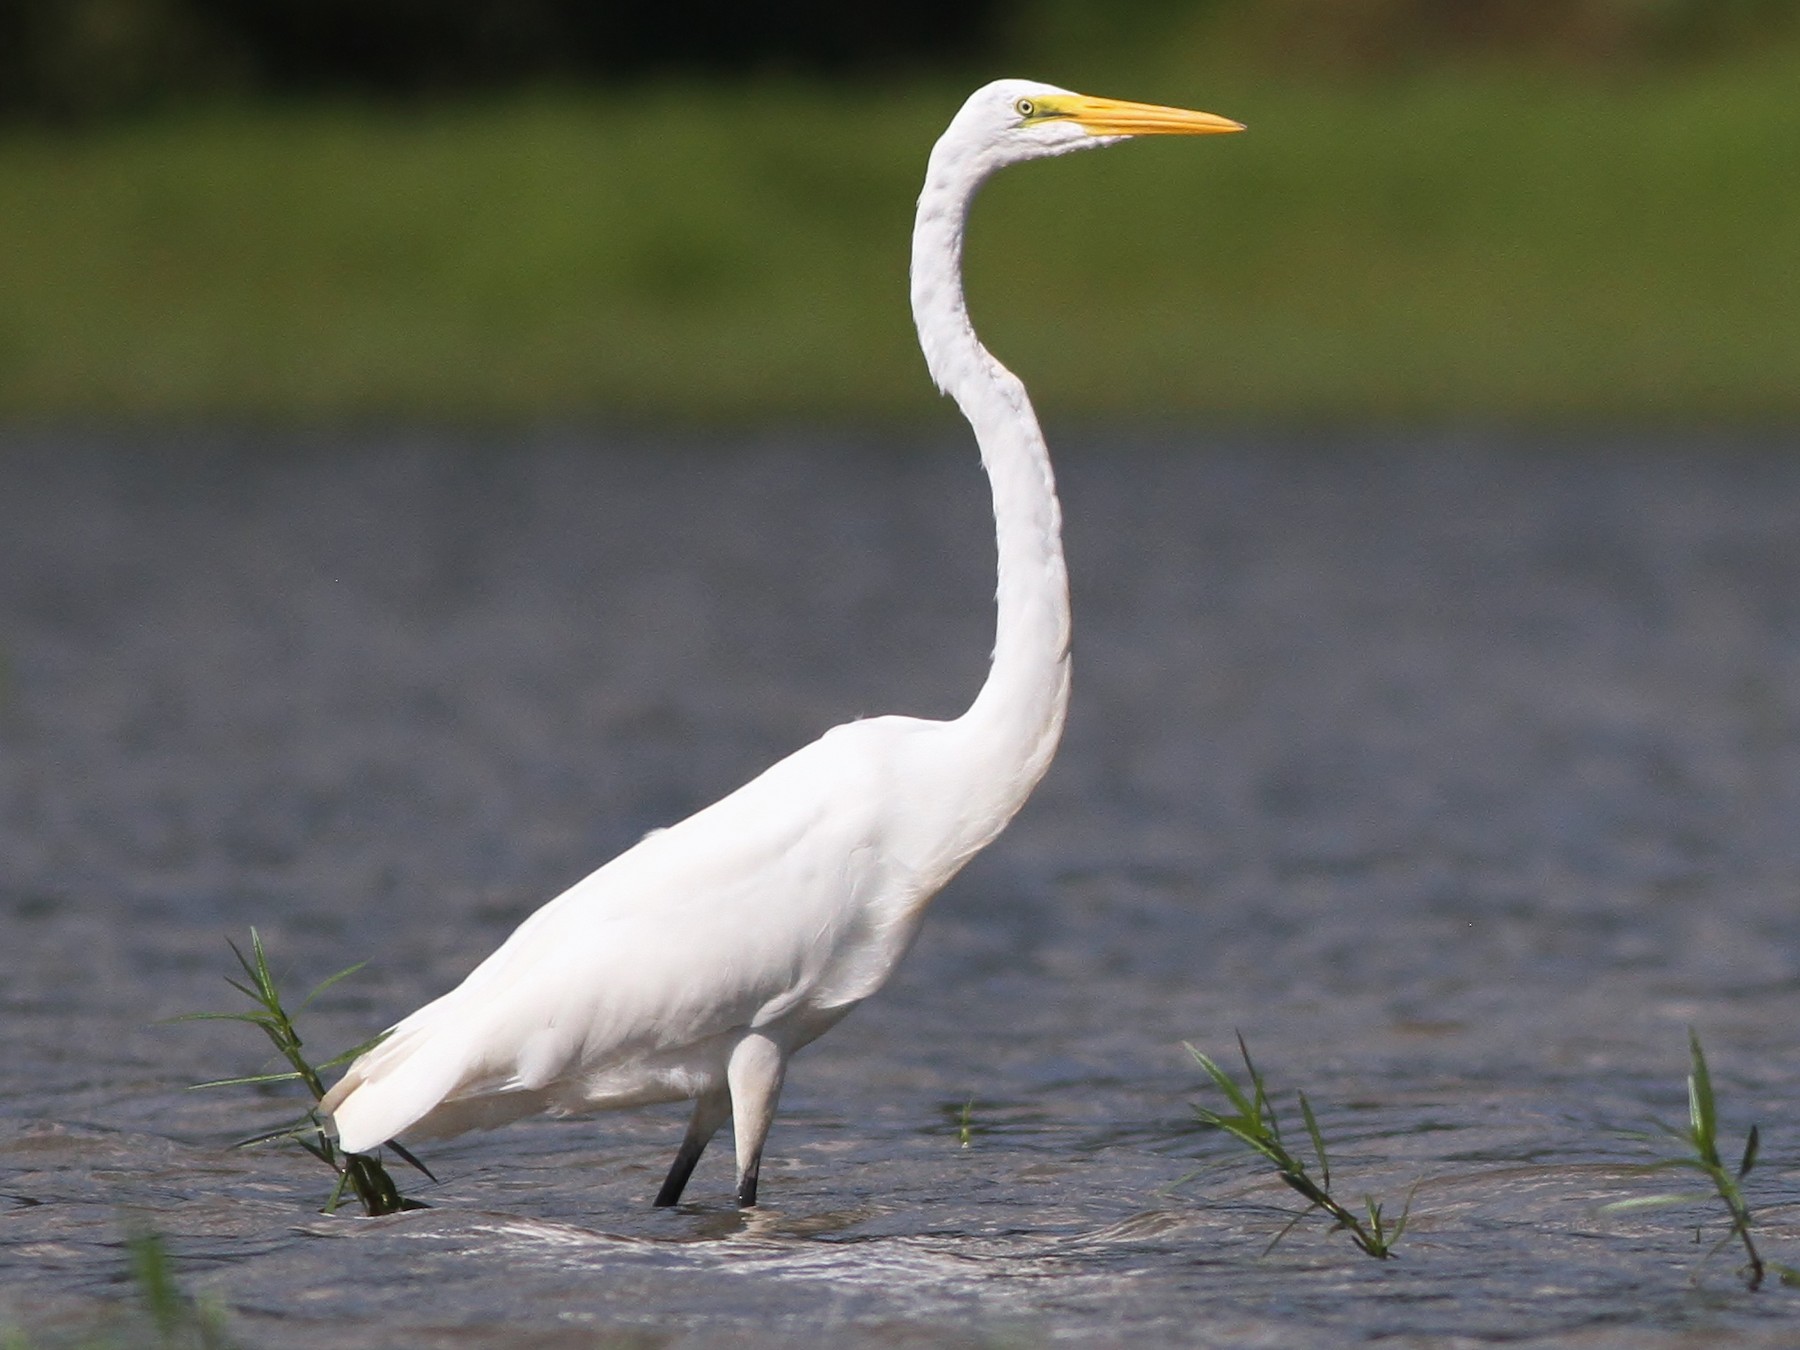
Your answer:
[1014,97,1035,119]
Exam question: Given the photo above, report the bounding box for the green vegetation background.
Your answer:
[5,13,1799,422]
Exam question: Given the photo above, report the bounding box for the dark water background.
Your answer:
[4,428,1800,1347]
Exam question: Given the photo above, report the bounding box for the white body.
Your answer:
[323,79,1238,1205]
[328,708,1049,1149]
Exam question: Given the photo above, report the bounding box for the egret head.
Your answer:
[939,79,1243,177]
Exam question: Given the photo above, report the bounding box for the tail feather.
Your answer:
[324,1027,473,1156]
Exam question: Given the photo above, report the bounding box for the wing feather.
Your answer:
[325,722,916,1153]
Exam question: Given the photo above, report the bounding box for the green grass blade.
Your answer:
[299,960,369,1011]
[1199,1113,1285,1166]
[386,1139,437,1182]
[1623,1157,1707,1177]
[1235,1033,1278,1141]
[323,1168,352,1215]
[1687,1027,1718,1160]
[227,938,265,994]
[233,1120,321,1149]
[192,1069,306,1090]
[1600,1190,1715,1214]
[1299,1090,1330,1189]
[169,1010,281,1030]
[248,929,286,1010]
[125,1230,183,1337]
[1389,1183,1418,1246]
[315,1031,391,1070]
[221,975,263,1005]
[1261,1206,1314,1257]
[1186,1042,1258,1121]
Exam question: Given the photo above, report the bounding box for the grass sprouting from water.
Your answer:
[1604,1028,1799,1291]
[1,1227,239,1350]
[1187,1035,1411,1259]
[122,1227,234,1350]
[177,928,431,1216]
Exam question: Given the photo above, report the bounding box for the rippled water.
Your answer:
[4,428,1800,1347]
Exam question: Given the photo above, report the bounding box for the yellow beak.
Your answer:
[1050,93,1244,137]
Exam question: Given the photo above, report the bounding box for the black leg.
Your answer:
[654,1135,708,1208]
[654,1091,728,1208]
[735,1153,761,1209]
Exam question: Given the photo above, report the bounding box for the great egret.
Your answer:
[322,80,1242,1208]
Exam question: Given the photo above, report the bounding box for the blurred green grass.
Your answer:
[2,61,1797,423]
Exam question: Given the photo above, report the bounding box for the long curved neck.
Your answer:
[910,140,1072,852]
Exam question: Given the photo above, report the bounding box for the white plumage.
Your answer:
[323,79,1241,1208]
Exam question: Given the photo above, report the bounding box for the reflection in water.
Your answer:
[2,429,1800,1347]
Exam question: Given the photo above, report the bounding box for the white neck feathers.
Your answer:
[909,135,1073,853]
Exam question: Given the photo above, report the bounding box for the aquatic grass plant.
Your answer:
[178,929,430,1216]
[1604,1028,1798,1291]
[0,1228,236,1350]
[1187,1035,1411,1259]
[121,1227,234,1350]
[934,1095,979,1148]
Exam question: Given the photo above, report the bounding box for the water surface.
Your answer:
[4,428,1799,1346]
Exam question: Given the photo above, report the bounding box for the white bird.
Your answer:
[322,79,1243,1208]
